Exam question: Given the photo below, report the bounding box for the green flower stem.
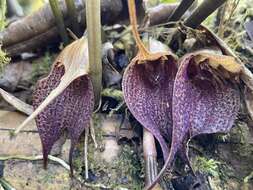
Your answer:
[86,0,102,108]
[0,0,7,31]
[49,0,69,45]
[65,0,80,35]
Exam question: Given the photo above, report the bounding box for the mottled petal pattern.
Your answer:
[146,53,240,190]
[170,53,240,165]
[33,64,94,173]
[122,57,177,160]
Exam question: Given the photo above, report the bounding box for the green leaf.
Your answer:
[160,0,178,3]
[0,0,6,31]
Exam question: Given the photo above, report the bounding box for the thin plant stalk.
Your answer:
[86,0,102,108]
[184,0,228,29]
[217,3,227,38]
[49,0,69,45]
[6,0,24,17]
[65,0,80,35]
[84,127,89,179]
[0,0,7,31]
[168,0,196,22]
[90,119,98,148]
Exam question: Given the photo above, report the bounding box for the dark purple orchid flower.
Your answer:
[33,63,94,174]
[146,52,241,190]
[16,37,95,175]
[123,54,177,160]
[125,1,241,189]
[123,0,178,162]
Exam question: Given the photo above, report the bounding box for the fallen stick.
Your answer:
[147,1,197,26]
[2,1,198,57]
[185,0,228,28]
[0,88,33,115]
[4,27,59,57]
[168,0,196,22]
[0,155,70,171]
[1,0,144,57]
[0,128,37,133]
[147,3,178,26]
[0,178,16,190]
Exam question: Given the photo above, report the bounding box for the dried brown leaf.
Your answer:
[194,53,242,74]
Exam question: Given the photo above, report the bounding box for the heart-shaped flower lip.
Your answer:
[123,52,177,160]
[123,0,179,161]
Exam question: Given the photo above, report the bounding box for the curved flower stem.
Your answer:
[128,0,150,58]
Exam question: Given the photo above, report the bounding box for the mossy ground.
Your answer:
[190,121,253,190]
[0,48,10,73]
[72,114,144,189]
